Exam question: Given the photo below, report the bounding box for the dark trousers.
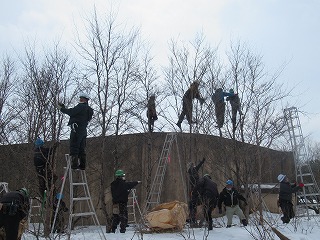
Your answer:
[203,197,217,229]
[189,193,201,223]
[111,203,128,233]
[36,167,56,198]
[279,199,294,223]
[0,212,21,240]
[214,101,225,128]
[69,127,87,158]
[178,98,193,124]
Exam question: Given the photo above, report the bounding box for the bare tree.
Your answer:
[75,9,160,230]
[163,34,220,133]
[14,42,77,236]
[0,55,17,144]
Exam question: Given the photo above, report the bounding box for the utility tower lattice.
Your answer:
[144,133,186,213]
[284,107,320,218]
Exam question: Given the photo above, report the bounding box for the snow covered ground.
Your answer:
[23,212,320,240]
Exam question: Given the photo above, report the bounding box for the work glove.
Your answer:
[57,102,65,110]
[299,183,305,188]
[218,208,222,214]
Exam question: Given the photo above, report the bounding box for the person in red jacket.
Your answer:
[109,170,141,233]
[277,174,304,223]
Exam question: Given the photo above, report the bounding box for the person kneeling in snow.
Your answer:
[218,180,248,228]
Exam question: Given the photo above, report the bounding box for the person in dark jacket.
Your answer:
[190,174,219,230]
[187,158,205,223]
[226,89,242,132]
[277,174,304,223]
[33,137,58,198]
[58,92,94,170]
[176,81,205,130]
[147,94,158,132]
[218,180,247,228]
[0,188,30,240]
[212,88,234,128]
[51,193,69,233]
[109,170,141,233]
[187,157,206,191]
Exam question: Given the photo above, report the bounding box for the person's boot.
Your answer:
[242,219,248,226]
[208,220,213,230]
[176,121,182,130]
[79,155,86,170]
[70,155,79,170]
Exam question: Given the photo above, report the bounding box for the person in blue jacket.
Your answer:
[212,88,234,128]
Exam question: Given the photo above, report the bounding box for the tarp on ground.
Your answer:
[145,201,188,230]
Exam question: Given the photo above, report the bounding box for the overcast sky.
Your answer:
[1,0,320,142]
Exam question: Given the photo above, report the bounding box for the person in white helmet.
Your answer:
[277,174,304,223]
[58,92,93,170]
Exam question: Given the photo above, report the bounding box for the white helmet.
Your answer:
[277,174,286,182]
[79,92,90,100]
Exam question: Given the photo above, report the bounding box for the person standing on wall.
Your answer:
[57,92,93,170]
[146,94,158,132]
[176,81,205,131]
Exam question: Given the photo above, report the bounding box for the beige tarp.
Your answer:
[145,201,188,230]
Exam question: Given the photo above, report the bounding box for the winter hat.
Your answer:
[56,193,64,199]
[277,174,286,182]
[79,92,90,100]
[35,138,44,147]
[203,174,211,179]
[226,179,233,185]
[18,187,29,197]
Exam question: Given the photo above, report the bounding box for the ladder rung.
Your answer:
[299,193,320,197]
[73,197,91,201]
[298,173,312,177]
[72,182,87,186]
[72,212,95,217]
[303,183,315,186]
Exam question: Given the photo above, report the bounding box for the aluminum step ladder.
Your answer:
[28,197,43,226]
[127,189,144,224]
[51,154,107,239]
[0,182,8,196]
[284,107,320,218]
[144,133,178,212]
